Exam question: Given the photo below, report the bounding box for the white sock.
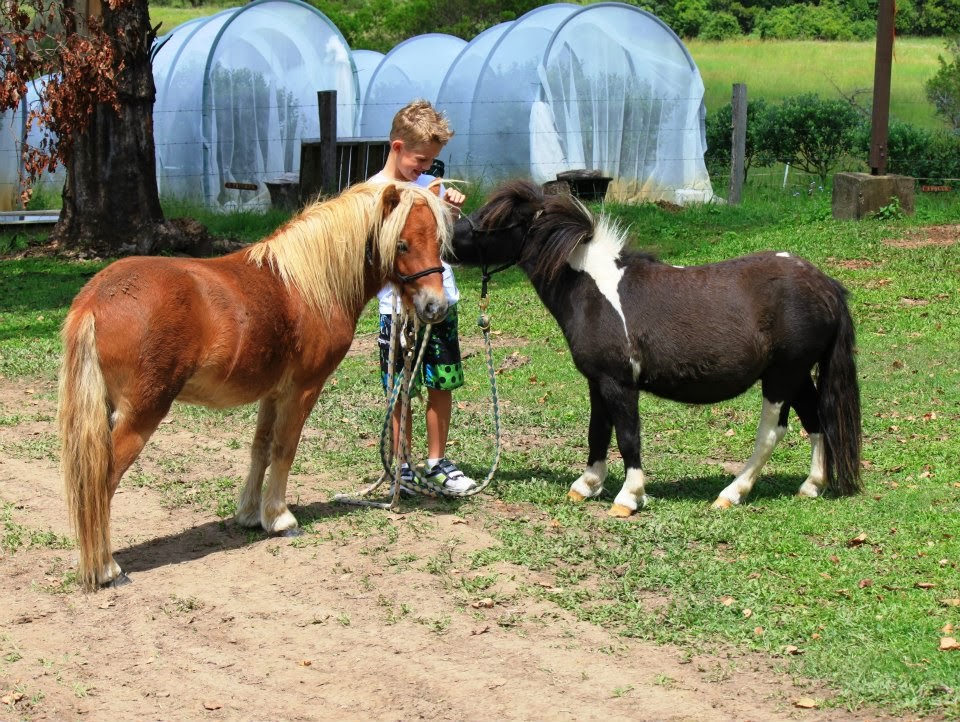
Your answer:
[427,458,440,470]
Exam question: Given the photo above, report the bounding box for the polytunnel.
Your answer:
[151,0,358,208]
[0,75,65,212]
[538,2,712,202]
[358,34,466,139]
[352,50,384,107]
[430,1,712,202]
[0,106,22,212]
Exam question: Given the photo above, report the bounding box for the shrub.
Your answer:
[704,98,771,181]
[753,4,873,41]
[755,94,863,184]
[924,37,960,134]
[918,0,960,36]
[672,0,710,38]
[855,121,960,185]
[699,12,741,40]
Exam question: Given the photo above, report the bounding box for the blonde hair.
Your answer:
[389,99,454,147]
[245,181,449,314]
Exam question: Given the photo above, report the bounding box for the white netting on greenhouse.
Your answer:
[0,107,21,211]
[0,75,65,212]
[1,0,713,211]
[359,34,466,139]
[151,0,357,208]
[436,22,514,183]
[440,4,581,186]
[352,49,385,109]
[537,3,713,202]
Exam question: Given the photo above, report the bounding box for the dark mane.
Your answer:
[525,192,595,282]
[475,179,545,228]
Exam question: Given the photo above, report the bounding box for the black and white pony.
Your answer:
[449,180,862,516]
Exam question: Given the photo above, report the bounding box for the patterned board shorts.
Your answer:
[379,304,465,393]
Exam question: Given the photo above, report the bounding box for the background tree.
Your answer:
[925,37,960,134]
[0,0,199,256]
[312,0,542,53]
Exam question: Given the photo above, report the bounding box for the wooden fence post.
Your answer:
[317,90,337,195]
[298,90,338,205]
[728,83,747,205]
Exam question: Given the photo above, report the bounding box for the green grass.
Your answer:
[686,37,947,132]
[1,187,959,717]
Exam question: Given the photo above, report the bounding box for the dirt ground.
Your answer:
[7,222,955,721]
[0,369,912,722]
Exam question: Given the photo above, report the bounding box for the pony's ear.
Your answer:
[381,184,402,216]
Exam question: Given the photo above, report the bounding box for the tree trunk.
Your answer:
[52,0,197,256]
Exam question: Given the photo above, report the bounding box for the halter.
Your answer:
[365,236,445,284]
[460,212,530,301]
[395,265,445,283]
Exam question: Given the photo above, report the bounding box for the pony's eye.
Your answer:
[397,240,409,254]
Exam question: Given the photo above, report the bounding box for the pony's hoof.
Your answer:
[711,498,734,510]
[278,527,303,538]
[567,490,586,503]
[101,571,132,589]
[607,503,634,518]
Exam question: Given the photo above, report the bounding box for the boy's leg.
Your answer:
[425,388,452,459]
[421,306,475,491]
[421,305,465,457]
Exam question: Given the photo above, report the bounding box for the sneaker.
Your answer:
[425,458,477,493]
[387,463,415,497]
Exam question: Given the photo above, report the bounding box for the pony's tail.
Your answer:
[58,310,113,591]
[818,283,863,496]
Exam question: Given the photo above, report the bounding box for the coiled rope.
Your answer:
[333,292,502,509]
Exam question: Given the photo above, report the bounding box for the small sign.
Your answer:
[920,185,952,192]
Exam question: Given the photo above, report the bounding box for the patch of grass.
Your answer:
[2,184,958,718]
[1,503,73,554]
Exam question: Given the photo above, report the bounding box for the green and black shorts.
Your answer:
[379,304,465,393]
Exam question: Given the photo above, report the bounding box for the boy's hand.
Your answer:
[443,187,466,211]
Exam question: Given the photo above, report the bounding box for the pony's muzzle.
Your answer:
[414,292,448,324]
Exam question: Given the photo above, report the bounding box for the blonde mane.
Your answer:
[246,181,450,312]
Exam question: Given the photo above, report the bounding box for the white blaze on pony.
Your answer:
[565,217,643,383]
[450,180,863,516]
[58,181,450,590]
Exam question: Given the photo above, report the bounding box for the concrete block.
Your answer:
[832,172,915,220]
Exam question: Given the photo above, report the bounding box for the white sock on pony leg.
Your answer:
[611,467,650,514]
[714,400,785,508]
[797,432,826,498]
[568,461,607,501]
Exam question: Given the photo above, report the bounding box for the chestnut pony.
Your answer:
[59,181,450,589]
[450,180,862,516]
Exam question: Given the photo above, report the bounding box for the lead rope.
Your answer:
[333,298,431,509]
[334,278,503,507]
[387,267,502,499]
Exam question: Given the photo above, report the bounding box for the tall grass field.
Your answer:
[689,37,946,131]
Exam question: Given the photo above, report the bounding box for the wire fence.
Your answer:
[3,95,958,212]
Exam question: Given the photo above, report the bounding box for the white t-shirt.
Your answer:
[369,172,460,314]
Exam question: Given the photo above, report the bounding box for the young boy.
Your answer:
[371,99,476,493]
